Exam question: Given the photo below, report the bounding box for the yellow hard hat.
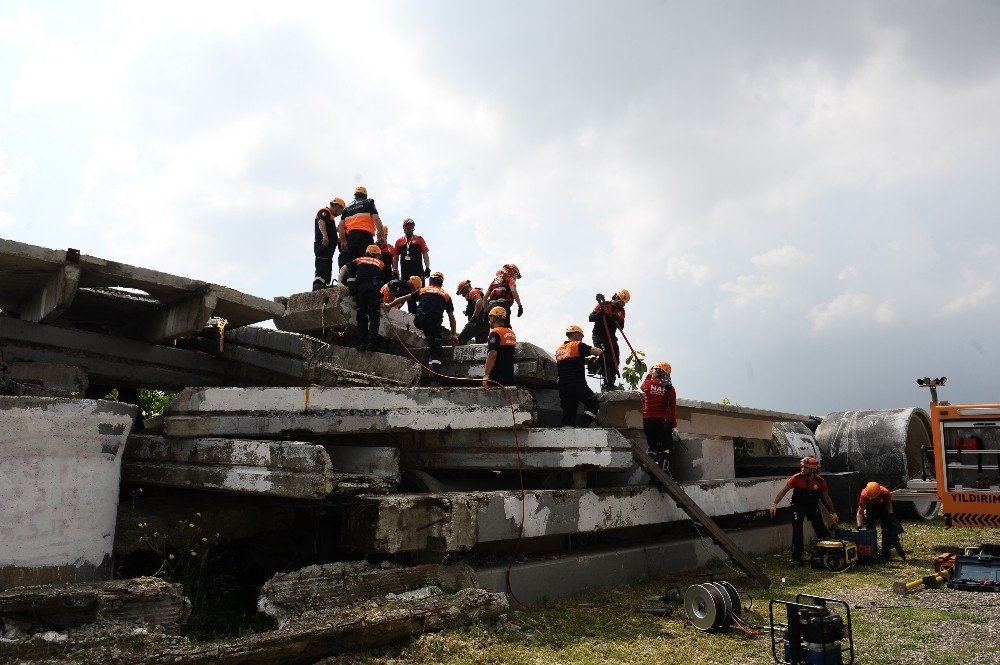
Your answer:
[456,279,472,294]
[366,244,381,257]
[330,197,345,207]
[800,456,820,471]
[355,186,367,196]
[616,289,631,303]
[409,276,423,290]
[865,481,880,498]
[652,362,672,374]
[565,324,584,336]
[489,306,507,318]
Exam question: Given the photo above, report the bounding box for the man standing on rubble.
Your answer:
[555,325,603,426]
[338,187,387,290]
[769,457,840,567]
[313,197,345,291]
[456,280,489,344]
[588,290,629,391]
[393,219,431,312]
[483,306,516,388]
[857,481,901,562]
[485,264,523,321]
[641,362,676,472]
[338,245,386,352]
[388,271,458,386]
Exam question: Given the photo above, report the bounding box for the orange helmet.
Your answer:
[456,279,472,294]
[330,197,345,208]
[800,456,820,471]
[354,186,367,196]
[429,271,444,283]
[565,324,584,336]
[409,276,423,290]
[616,289,631,303]
[503,263,521,279]
[865,481,881,498]
[652,362,671,374]
[489,306,507,318]
[365,244,381,257]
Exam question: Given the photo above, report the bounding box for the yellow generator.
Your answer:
[810,539,859,572]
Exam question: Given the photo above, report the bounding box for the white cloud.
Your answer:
[719,274,782,309]
[838,265,857,281]
[666,254,712,285]
[874,301,895,326]
[810,293,871,331]
[942,282,993,316]
[751,244,810,269]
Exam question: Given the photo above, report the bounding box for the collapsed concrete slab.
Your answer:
[0,362,88,397]
[401,428,633,471]
[0,397,136,590]
[258,561,475,626]
[162,387,536,438]
[411,342,558,387]
[343,476,787,553]
[0,578,189,634]
[219,326,422,387]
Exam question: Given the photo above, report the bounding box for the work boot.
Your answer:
[312,278,326,292]
[366,341,380,353]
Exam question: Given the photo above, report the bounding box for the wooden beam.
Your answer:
[18,263,80,323]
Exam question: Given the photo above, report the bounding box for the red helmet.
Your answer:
[800,456,820,471]
[503,263,521,279]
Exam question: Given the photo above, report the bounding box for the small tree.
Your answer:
[621,349,647,390]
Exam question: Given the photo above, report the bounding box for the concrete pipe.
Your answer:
[773,421,822,461]
[815,408,939,520]
[0,396,137,590]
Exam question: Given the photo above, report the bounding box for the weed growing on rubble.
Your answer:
[621,350,647,390]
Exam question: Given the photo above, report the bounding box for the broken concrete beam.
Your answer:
[0,577,189,633]
[401,428,633,471]
[668,434,735,481]
[343,476,788,553]
[407,341,557,387]
[221,326,422,387]
[123,435,337,499]
[273,288,447,351]
[0,362,88,397]
[0,397,136,590]
[18,263,81,323]
[325,446,400,494]
[162,387,536,438]
[258,561,475,626]
[119,292,218,343]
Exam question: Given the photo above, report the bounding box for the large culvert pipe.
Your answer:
[773,421,822,461]
[815,408,939,520]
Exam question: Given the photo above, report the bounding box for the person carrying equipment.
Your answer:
[641,362,677,472]
[456,280,489,344]
[769,457,840,567]
[337,186,387,291]
[381,276,422,309]
[485,264,523,321]
[555,325,603,426]
[313,197,345,291]
[388,271,458,386]
[393,219,431,312]
[483,306,517,388]
[588,289,629,391]
[857,481,902,562]
[338,244,385,352]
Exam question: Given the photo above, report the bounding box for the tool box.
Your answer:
[946,554,1000,592]
[834,527,880,561]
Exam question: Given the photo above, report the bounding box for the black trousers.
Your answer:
[400,261,423,313]
[592,330,620,388]
[864,507,896,558]
[643,418,674,457]
[355,283,381,347]
[791,505,829,562]
[314,241,334,286]
[487,299,512,324]
[458,313,489,344]
[559,383,599,426]
[414,313,444,379]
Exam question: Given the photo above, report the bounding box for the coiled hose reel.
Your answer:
[683,581,749,632]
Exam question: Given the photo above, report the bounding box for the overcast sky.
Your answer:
[2,1,999,415]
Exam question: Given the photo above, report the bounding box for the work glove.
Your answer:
[424,267,431,278]
[596,293,606,303]
[482,379,491,388]
[769,504,777,519]
[516,304,523,317]
[830,514,840,527]
[321,237,329,246]
[391,271,399,280]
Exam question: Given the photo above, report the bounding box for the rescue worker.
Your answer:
[313,197,345,291]
[381,276,422,309]
[388,271,458,386]
[588,290,629,391]
[483,306,516,387]
[641,362,677,471]
[485,264,523,321]
[338,244,385,352]
[337,186,387,291]
[857,481,902,562]
[392,219,431,312]
[378,239,397,284]
[456,280,489,344]
[555,325,603,427]
[769,457,840,567]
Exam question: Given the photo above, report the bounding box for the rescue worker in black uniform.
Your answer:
[313,197,345,291]
[588,289,629,391]
[378,240,397,285]
[388,271,458,386]
[456,280,489,344]
[338,244,385,352]
[769,457,840,567]
[555,324,603,426]
[483,306,517,387]
[381,276,422,309]
[337,186,386,291]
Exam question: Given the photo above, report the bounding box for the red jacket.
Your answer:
[858,485,893,510]
[641,375,676,421]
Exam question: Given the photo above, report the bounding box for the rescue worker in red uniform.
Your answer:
[485,264,523,321]
[313,197,345,291]
[588,289,629,391]
[338,186,387,291]
[456,280,488,344]
[483,307,516,387]
[338,245,385,352]
[388,271,458,386]
[393,219,431,313]
[555,325,603,427]
[381,276,422,309]
[770,457,840,567]
[857,481,901,562]
[641,362,677,472]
